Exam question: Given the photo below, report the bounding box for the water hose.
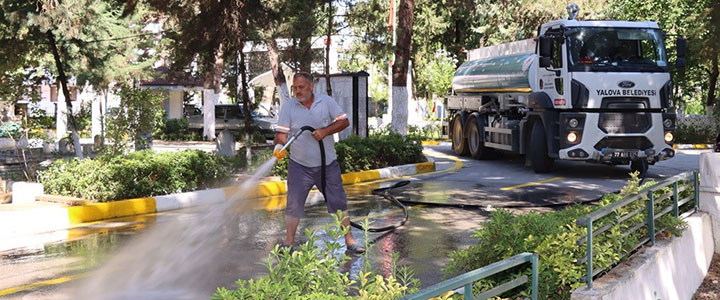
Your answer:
[283,126,409,233]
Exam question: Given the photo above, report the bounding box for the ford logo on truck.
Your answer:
[618,81,635,88]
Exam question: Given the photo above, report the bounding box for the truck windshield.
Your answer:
[566,28,668,72]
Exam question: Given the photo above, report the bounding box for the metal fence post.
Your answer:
[464,284,472,300]
[531,253,538,300]
[673,181,679,218]
[586,219,593,289]
[648,191,655,246]
[694,171,699,211]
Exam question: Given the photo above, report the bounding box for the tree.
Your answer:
[105,87,164,154]
[149,0,268,164]
[390,0,414,135]
[0,0,153,157]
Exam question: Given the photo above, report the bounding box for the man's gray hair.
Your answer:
[293,72,314,83]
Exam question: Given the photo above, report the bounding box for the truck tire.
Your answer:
[630,159,648,175]
[451,113,470,156]
[466,115,493,159]
[530,121,554,173]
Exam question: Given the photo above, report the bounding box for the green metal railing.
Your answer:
[402,252,538,300]
[576,170,699,289]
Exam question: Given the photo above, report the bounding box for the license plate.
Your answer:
[612,151,634,158]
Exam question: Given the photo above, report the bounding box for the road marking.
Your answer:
[0,272,90,296]
[500,176,564,191]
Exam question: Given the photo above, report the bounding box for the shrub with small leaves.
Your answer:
[270,132,425,178]
[38,150,239,202]
[212,214,419,300]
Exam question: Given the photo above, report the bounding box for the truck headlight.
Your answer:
[664,131,674,143]
[569,118,579,128]
[567,131,579,143]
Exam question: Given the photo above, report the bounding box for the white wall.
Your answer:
[572,212,714,300]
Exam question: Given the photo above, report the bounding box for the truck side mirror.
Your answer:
[539,36,552,57]
[676,37,687,69]
[539,57,552,68]
[676,37,686,58]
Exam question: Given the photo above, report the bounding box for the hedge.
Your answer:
[38,150,240,202]
[270,132,425,178]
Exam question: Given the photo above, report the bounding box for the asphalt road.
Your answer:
[0,145,706,299]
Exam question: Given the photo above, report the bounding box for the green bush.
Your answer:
[270,132,424,178]
[153,118,201,141]
[38,150,240,202]
[444,173,692,299]
[675,121,719,144]
[0,121,22,139]
[336,133,424,173]
[409,124,443,141]
[212,216,419,300]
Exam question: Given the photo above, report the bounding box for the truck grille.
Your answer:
[593,137,653,150]
[598,98,651,134]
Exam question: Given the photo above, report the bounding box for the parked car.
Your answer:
[187,104,277,140]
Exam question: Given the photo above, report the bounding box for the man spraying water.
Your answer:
[272,72,365,254]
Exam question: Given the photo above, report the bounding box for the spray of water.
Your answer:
[74,157,279,299]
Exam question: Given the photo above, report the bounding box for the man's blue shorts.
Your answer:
[286,159,347,218]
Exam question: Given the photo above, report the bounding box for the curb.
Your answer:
[674,144,714,149]
[421,140,440,146]
[1,161,436,237]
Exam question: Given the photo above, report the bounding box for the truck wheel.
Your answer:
[630,159,648,175]
[451,114,470,156]
[466,115,493,159]
[530,121,554,173]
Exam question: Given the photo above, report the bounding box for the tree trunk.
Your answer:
[240,46,253,165]
[325,0,333,96]
[265,38,290,106]
[391,0,414,135]
[101,89,107,147]
[47,30,83,159]
[298,2,315,72]
[707,56,718,115]
[203,45,223,140]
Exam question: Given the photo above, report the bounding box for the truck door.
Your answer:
[538,29,568,108]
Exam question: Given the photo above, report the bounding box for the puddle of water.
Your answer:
[74,157,278,299]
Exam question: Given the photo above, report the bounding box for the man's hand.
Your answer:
[311,128,328,141]
[273,144,287,159]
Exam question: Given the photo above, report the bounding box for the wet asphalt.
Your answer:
[0,145,705,299]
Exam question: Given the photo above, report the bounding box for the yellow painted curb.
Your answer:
[0,272,90,296]
[224,181,289,200]
[342,170,381,185]
[66,197,156,224]
[674,144,713,149]
[421,140,440,146]
[415,162,435,174]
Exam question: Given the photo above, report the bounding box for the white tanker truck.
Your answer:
[447,5,686,174]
